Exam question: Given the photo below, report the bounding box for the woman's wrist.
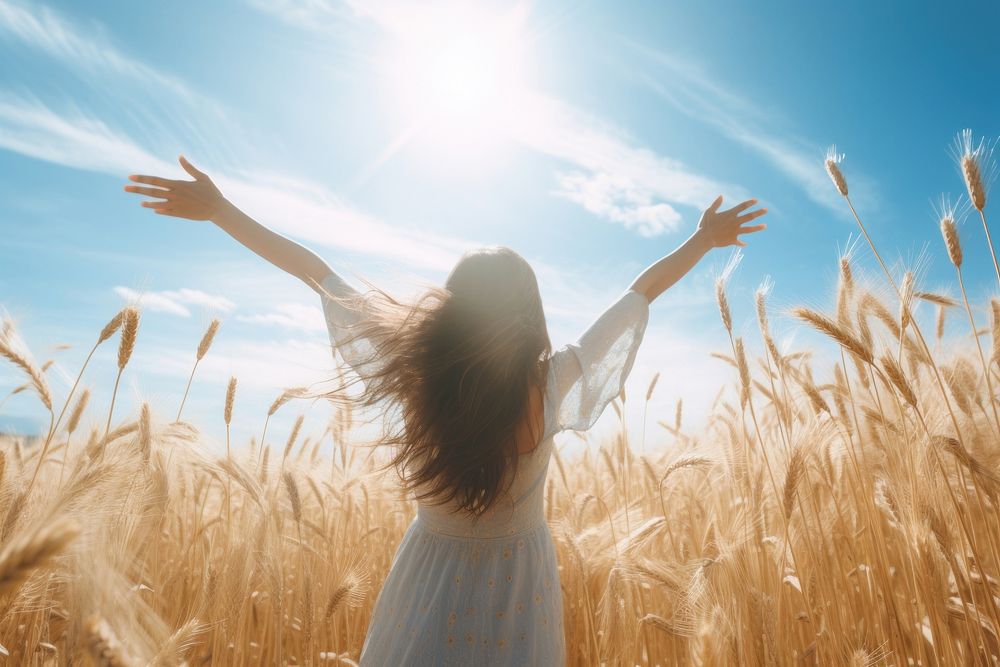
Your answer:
[210,198,238,228]
[689,227,714,254]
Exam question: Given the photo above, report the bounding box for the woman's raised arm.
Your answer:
[124,156,333,293]
[629,195,767,303]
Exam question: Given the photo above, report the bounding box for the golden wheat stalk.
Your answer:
[258,386,308,467]
[941,216,963,268]
[224,375,237,459]
[755,278,794,445]
[0,336,52,413]
[956,129,999,287]
[105,306,140,438]
[991,300,1000,368]
[45,309,128,470]
[879,352,917,408]
[149,618,205,666]
[283,414,305,464]
[825,147,849,197]
[837,257,854,326]
[734,337,751,407]
[834,182,962,446]
[224,376,237,427]
[176,318,221,422]
[0,517,79,598]
[792,307,873,366]
[640,372,660,453]
[284,471,302,524]
[138,403,152,465]
[782,448,805,519]
[715,278,732,334]
[59,388,91,486]
[1,323,60,496]
[83,615,140,667]
[941,204,1000,434]
[0,382,29,412]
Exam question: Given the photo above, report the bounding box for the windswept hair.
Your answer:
[326,247,552,517]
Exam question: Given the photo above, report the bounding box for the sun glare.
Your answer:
[380,5,533,159]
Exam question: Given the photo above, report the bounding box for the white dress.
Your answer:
[320,273,650,666]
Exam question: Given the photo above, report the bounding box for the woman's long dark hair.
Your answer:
[328,247,551,517]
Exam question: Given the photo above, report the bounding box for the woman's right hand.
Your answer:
[696,195,768,248]
[124,155,227,221]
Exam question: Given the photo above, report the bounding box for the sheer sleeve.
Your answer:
[543,289,650,438]
[319,272,388,380]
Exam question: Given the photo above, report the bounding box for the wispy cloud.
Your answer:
[0,0,216,111]
[629,46,874,215]
[113,286,236,317]
[236,302,327,333]
[217,169,469,272]
[0,93,468,272]
[135,336,337,392]
[247,0,354,32]
[0,94,174,175]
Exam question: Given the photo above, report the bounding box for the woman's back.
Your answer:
[416,384,546,537]
[321,273,650,665]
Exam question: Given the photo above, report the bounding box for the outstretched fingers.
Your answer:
[725,198,758,215]
[129,174,182,188]
[123,185,170,199]
[739,223,767,236]
[737,207,768,224]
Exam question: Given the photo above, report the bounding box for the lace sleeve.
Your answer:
[543,289,650,438]
[319,272,388,381]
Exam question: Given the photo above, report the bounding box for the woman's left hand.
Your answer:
[697,196,768,248]
[124,156,227,221]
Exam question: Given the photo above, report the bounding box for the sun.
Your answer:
[378,4,534,160]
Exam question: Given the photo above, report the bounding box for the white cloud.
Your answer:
[113,286,236,317]
[553,170,682,237]
[236,302,327,333]
[510,93,744,216]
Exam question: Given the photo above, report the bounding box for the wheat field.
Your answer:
[1,134,999,666]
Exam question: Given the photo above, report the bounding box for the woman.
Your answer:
[125,156,766,665]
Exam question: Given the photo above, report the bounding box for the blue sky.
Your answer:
[1,0,998,452]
